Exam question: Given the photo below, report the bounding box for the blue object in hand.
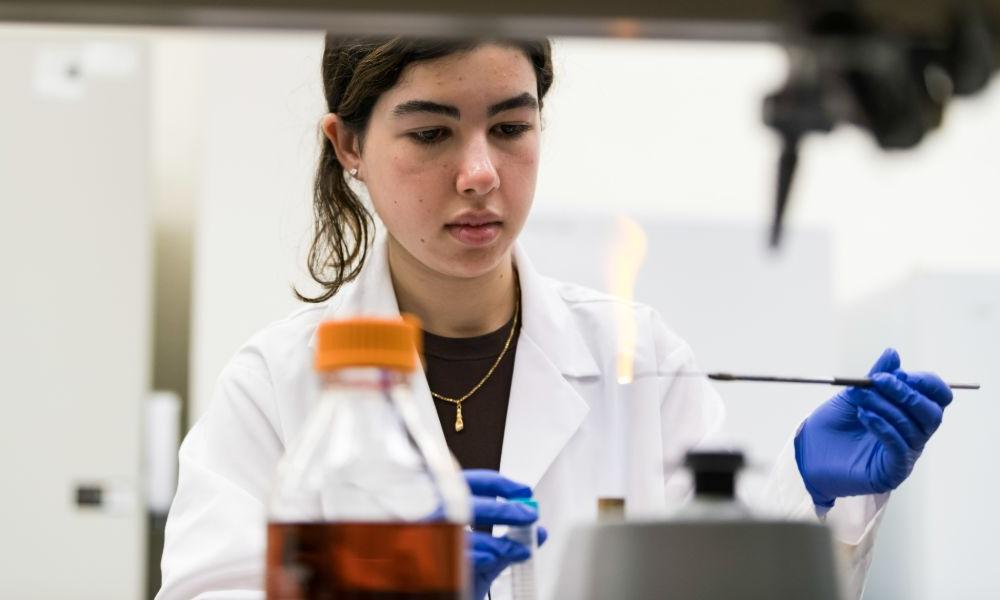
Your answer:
[794,348,953,508]
[464,469,548,600]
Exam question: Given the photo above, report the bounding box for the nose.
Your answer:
[455,135,500,197]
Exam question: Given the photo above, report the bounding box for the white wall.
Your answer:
[536,38,786,221]
[185,31,324,420]
[539,37,1000,305]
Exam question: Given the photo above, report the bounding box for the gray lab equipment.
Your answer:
[556,450,843,599]
[555,519,843,600]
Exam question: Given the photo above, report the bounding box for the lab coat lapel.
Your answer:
[308,236,449,452]
[308,239,603,484]
[500,246,600,490]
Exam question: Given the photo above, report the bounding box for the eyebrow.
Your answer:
[392,100,460,119]
[487,92,538,117]
[391,92,538,120]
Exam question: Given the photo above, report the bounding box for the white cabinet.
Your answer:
[0,26,151,599]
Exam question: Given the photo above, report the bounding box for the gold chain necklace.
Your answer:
[430,297,520,433]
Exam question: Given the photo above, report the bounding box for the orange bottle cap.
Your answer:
[315,315,422,372]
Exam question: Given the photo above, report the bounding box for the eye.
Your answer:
[408,128,449,145]
[492,123,532,139]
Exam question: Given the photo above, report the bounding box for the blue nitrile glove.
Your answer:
[464,469,548,600]
[794,348,953,508]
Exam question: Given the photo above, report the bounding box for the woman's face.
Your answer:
[358,44,541,280]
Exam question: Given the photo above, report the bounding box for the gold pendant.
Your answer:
[455,403,464,432]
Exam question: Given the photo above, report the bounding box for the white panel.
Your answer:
[0,26,151,599]
[840,273,1000,599]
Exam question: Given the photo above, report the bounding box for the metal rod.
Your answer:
[706,372,980,390]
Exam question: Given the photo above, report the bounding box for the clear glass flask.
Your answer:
[266,317,471,600]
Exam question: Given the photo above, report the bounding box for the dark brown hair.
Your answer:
[296,36,554,303]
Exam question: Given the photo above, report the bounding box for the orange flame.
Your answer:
[606,216,648,384]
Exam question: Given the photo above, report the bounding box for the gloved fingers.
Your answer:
[870,373,943,437]
[469,530,522,600]
[463,469,532,499]
[537,526,548,547]
[857,408,911,489]
[894,370,954,408]
[470,549,502,573]
[854,390,925,451]
[867,348,901,376]
[469,530,531,563]
[472,496,538,528]
[469,533,512,600]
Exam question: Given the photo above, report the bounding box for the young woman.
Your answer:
[158,36,954,600]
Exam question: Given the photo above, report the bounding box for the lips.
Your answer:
[445,211,503,247]
[447,211,502,227]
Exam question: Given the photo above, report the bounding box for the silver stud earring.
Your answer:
[348,167,358,178]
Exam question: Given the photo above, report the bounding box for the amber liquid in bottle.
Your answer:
[266,522,465,600]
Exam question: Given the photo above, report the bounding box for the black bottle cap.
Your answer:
[684,450,745,499]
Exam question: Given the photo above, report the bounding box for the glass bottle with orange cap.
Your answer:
[265,316,471,600]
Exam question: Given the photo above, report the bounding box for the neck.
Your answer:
[387,237,517,338]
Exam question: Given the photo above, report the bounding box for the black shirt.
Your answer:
[423,312,520,472]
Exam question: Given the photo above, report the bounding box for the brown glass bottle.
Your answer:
[266,318,471,600]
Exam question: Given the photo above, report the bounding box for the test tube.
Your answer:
[508,497,539,600]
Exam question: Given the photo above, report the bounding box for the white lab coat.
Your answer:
[158,238,888,600]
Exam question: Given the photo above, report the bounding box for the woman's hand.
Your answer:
[463,469,547,600]
[794,348,953,508]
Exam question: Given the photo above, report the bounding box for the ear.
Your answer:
[321,113,363,174]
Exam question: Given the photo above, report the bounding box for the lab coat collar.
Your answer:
[308,236,601,378]
[309,235,600,489]
[511,243,601,379]
[500,244,598,489]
